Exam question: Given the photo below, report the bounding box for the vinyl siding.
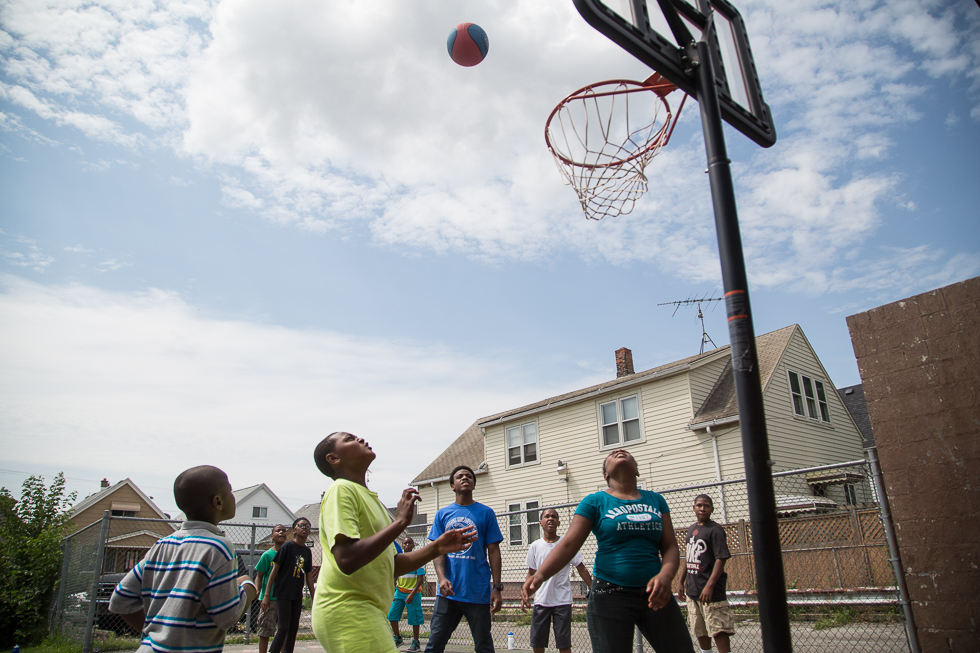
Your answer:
[762,330,864,471]
[473,371,730,522]
[72,485,162,529]
[688,353,731,414]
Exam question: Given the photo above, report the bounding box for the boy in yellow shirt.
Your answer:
[310,432,476,653]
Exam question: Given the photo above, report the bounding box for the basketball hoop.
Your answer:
[545,73,686,220]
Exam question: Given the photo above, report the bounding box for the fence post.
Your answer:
[51,536,73,632]
[246,523,257,644]
[82,511,112,653]
[634,625,643,652]
[867,446,921,653]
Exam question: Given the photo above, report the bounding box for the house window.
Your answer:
[506,422,538,467]
[788,371,830,423]
[110,501,140,517]
[252,506,268,519]
[844,484,857,506]
[124,549,141,570]
[598,395,642,447]
[507,500,541,546]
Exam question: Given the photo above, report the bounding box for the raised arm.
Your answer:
[393,526,477,576]
[332,488,418,576]
[647,512,680,610]
[521,514,592,602]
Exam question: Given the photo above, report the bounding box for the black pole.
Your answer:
[693,38,793,652]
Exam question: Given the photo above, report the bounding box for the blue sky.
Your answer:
[1,0,978,516]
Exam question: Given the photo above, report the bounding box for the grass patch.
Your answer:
[22,634,83,653]
[813,607,860,630]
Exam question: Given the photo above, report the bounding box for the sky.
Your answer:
[1,0,978,518]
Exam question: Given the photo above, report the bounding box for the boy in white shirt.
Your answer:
[522,508,593,653]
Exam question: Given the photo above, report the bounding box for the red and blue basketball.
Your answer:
[447,23,489,67]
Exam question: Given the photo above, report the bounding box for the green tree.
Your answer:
[0,473,77,646]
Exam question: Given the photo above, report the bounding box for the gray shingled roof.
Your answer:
[411,421,486,485]
[690,325,797,425]
[837,384,874,448]
[294,502,320,529]
[412,326,799,484]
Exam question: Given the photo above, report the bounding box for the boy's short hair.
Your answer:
[449,465,476,488]
[694,494,714,506]
[314,433,342,479]
[541,507,560,519]
[174,465,228,521]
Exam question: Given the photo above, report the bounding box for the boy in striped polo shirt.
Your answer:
[109,465,258,653]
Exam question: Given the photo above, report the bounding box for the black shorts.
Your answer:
[530,604,573,649]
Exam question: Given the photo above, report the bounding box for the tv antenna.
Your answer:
[658,294,724,354]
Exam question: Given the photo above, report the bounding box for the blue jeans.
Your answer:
[587,579,695,653]
[424,596,495,653]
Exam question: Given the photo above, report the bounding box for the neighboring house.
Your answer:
[70,478,175,573]
[413,324,867,554]
[222,483,296,546]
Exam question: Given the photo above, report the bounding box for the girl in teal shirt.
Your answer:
[521,449,694,653]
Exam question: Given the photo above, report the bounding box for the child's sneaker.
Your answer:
[407,639,421,652]
[393,635,404,648]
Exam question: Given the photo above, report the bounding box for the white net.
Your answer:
[546,78,680,220]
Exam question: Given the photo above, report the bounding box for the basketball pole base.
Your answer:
[693,38,794,653]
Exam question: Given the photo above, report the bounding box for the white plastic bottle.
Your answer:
[507,632,515,650]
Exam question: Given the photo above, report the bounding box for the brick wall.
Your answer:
[847,276,979,652]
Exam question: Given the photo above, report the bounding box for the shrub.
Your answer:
[0,474,76,646]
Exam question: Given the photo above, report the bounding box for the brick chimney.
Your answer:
[615,347,634,378]
[100,478,110,489]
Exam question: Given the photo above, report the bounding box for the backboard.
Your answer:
[572,0,776,147]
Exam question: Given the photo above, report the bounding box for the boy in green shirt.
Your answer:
[254,524,289,653]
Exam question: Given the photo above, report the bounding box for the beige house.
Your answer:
[70,478,175,573]
[412,325,866,564]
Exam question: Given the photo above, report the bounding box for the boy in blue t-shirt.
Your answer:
[425,465,503,653]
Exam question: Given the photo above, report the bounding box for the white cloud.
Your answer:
[1,0,977,294]
[1,235,54,272]
[96,258,129,271]
[0,274,565,506]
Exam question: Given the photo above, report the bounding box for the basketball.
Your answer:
[447,23,489,67]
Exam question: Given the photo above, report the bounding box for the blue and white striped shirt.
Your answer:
[109,521,250,653]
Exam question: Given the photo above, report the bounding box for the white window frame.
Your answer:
[505,421,539,468]
[787,371,831,424]
[506,499,541,546]
[597,393,644,449]
[252,506,268,519]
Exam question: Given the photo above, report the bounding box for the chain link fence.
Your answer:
[52,458,912,652]
[50,518,312,652]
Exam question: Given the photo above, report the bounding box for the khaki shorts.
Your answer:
[687,598,735,638]
[255,600,279,638]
